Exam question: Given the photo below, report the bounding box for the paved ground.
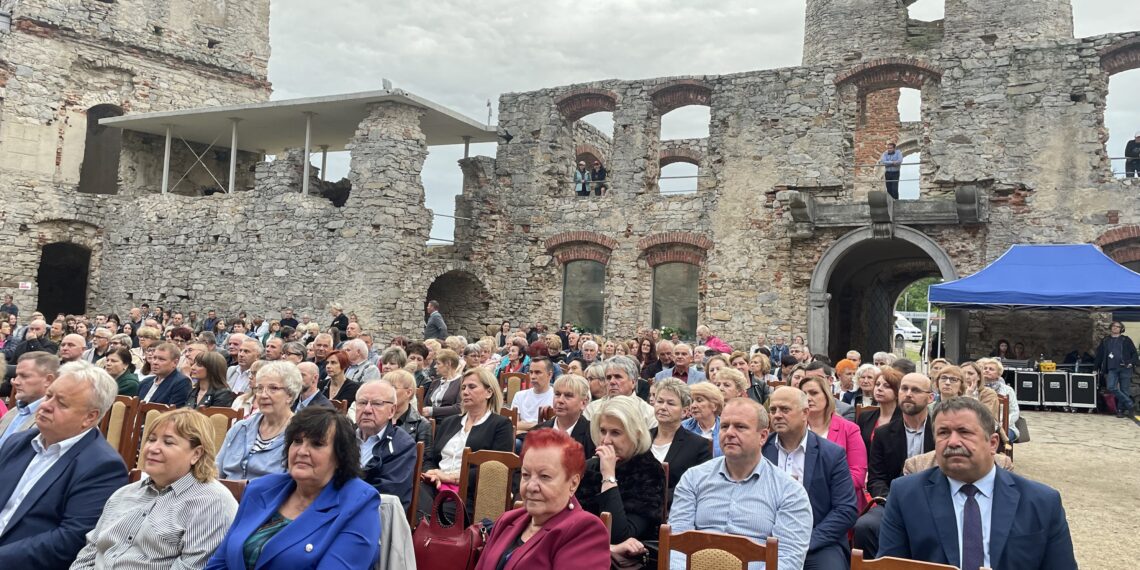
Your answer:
[1011,410,1139,569]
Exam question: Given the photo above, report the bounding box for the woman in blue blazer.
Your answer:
[206,407,381,570]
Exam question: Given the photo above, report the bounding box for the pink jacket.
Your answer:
[827,413,868,509]
[704,336,733,354]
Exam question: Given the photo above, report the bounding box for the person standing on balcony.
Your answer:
[1126,132,1140,178]
[591,160,608,195]
[879,142,903,199]
[574,160,591,196]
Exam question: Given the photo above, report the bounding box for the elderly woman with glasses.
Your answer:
[73,409,238,569]
[216,361,302,480]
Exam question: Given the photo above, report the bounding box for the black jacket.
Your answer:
[866,415,934,499]
[1126,139,1140,160]
[576,451,665,543]
[394,405,434,463]
[187,385,236,409]
[534,416,595,459]
[1095,334,1138,372]
[426,412,514,522]
[649,425,712,490]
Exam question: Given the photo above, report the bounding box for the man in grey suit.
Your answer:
[423,300,448,340]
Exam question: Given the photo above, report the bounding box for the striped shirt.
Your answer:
[667,456,814,570]
[70,472,238,570]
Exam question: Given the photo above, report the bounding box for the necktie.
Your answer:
[961,484,984,570]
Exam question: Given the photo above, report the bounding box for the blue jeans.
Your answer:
[1107,367,1134,412]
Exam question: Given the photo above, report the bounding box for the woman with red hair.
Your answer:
[476,429,610,570]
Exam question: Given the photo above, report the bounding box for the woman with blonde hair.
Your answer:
[681,382,724,457]
[73,409,238,569]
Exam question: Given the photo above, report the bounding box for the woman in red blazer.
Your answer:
[476,429,610,570]
[799,375,869,510]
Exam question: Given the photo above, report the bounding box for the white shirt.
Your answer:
[226,366,251,394]
[551,418,579,436]
[0,428,92,533]
[776,430,809,484]
[651,442,672,463]
[949,465,996,567]
[432,376,459,408]
[142,377,163,402]
[439,410,492,474]
[511,387,554,423]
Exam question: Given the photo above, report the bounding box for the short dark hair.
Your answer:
[530,356,553,373]
[811,353,832,366]
[780,354,799,367]
[406,341,429,359]
[284,406,362,488]
[170,326,193,342]
[891,358,917,375]
[931,396,997,436]
[803,360,834,377]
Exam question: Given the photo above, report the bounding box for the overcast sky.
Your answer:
[267,0,1140,240]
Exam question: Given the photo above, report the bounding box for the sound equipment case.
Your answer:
[1041,372,1069,408]
[1068,373,1098,411]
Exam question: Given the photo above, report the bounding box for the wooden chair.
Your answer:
[539,406,556,423]
[127,402,175,470]
[332,399,348,415]
[415,386,426,416]
[855,404,880,420]
[407,441,425,527]
[197,406,242,455]
[661,462,671,521]
[499,407,519,432]
[99,396,138,463]
[500,371,528,391]
[502,374,525,408]
[850,549,959,569]
[996,394,1012,457]
[601,511,613,535]
[766,380,785,390]
[657,523,778,570]
[458,448,522,523]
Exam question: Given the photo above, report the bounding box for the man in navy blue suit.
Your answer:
[355,379,416,509]
[879,397,1076,570]
[137,342,192,406]
[0,360,127,568]
[763,387,858,569]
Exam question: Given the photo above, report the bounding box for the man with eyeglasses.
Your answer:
[854,372,936,558]
[355,379,416,508]
[82,328,113,364]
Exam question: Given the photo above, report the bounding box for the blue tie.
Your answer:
[961,484,984,570]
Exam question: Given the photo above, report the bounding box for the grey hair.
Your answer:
[57,361,117,420]
[855,363,881,380]
[283,341,306,356]
[345,338,368,355]
[581,340,599,351]
[258,361,304,399]
[872,351,897,365]
[653,377,692,408]
[585,362,606,381]
[603,355,640,382]
[241,338,263,356]
[553,374,591,401]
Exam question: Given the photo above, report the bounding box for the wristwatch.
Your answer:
[602,476,618,485]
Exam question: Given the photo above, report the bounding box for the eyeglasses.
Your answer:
[937,375,962,384]
[285,351,304,357]
[254,385,287,394]
[355,400,394,409]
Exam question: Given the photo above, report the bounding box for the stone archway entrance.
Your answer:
[37,242,92,318]
[425,270,491,339]
[809,225,963,362]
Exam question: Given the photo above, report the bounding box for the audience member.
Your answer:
[849,363,879,407]
[681,381,724,457]
[584,356,657,428]
[1,319,56,362]
[102,346,139,397]
[798,374,868,511]
[856,366,902,450]
[879,397,1076,569]
[216,361,300,480]
[513,356,556,431]
[320,349,361,403]
[0,361,126,568]
[137,343,192,406]
[655,344,706,385]
[187,351,236,409]
[293,361,333,411]
[355,379,416,509]
[667,398,812,570]
[648,378,712,492]
[72,408,237,569]
[383,370,433,462]
[423,348,463,420]
[206,407,381,569]
[532,374,595,460]
[475,429,610,570]
[978,358,1020,441]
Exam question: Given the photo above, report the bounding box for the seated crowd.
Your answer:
[0,306,1076,570]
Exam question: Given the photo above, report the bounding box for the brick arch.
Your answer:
[545,231,618,265]
[1101,37,1140,75]
[659,146,702,167]
[575,144,607,165]
[638,232,713,268]
[1094,225,1140,247]
[651,80,714,115]
[638,232,714,252]
[835,58,943,92]
[556,89,619,122]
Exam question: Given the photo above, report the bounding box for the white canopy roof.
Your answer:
[101,89,498,153]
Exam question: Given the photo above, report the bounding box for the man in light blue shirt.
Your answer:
[0,352,58,449]
[668,398,813,570]
[879,142,904,199]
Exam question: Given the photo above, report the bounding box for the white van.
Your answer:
[894,313,923,343]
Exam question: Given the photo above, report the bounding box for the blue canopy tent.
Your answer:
[928,244,1140,311]
[923,244,1140,359]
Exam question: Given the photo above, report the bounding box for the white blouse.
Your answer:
[438,409,493,474]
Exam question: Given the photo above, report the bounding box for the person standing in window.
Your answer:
[879,142,903,199]
[591,160,607,195]
[573,161,591,197]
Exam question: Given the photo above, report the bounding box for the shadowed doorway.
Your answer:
[36,243,91,319]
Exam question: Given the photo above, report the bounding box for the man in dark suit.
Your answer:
[879,397,1076,570]
[1,319,57,363]
[0,361,127,568]
[137,342,192,407]
[294,362,334,411]
[854,372,935,558]
[355,380,416,509]
[533,374,595,460]
[763,386,858,569]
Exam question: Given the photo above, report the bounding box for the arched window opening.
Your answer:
[562,261,606,334]
[652,262,699,339]
[659,162,698,195]
[37,242,91,318]
[1107,69,1140,179]
[894,277,940,358]
[571,111,614,196]
[660,105,710,141]
[906,0,944,22]
[77,104,124,195]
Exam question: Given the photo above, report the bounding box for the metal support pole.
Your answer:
[161,125,172,195]
[302,112,314,195]
[462,136,471,159]
[319,145,328,183]
[228,118,240,194]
